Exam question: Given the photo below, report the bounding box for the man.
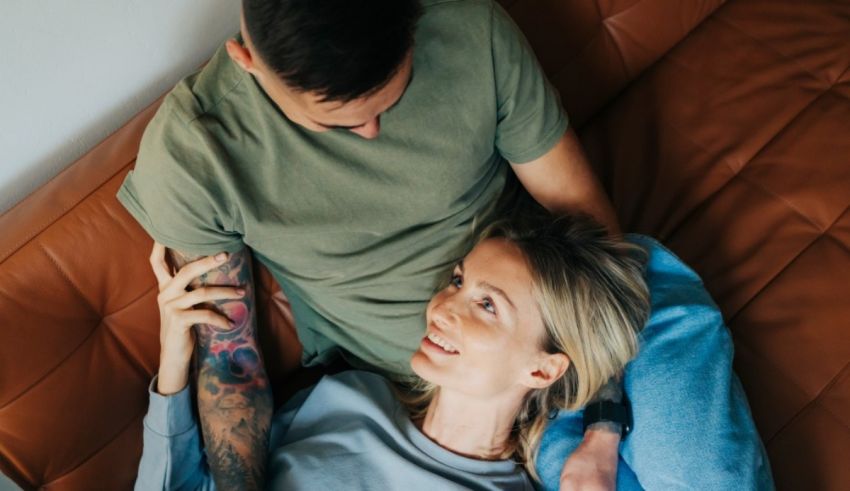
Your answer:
[119,1,745,489]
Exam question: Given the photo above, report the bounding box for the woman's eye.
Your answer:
[480,297,496,315]
[450,274,463,288]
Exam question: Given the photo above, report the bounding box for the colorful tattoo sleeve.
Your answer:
[169,248,273,491]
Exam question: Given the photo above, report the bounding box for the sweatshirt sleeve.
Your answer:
[135,375,216,491]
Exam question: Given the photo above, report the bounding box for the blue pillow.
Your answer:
[535,235,774,490]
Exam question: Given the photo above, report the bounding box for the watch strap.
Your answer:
[582,399,632,438]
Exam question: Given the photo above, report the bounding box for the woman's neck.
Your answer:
[415,388,524,460]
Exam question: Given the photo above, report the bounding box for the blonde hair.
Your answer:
[398,213,650,482]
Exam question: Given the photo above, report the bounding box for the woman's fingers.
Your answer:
[179,310,234,331]
[149,243,173,286]
[167,252,230,294]
[172,286,246,310]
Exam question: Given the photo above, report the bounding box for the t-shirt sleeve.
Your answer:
[491,2,569,164]
[117,103,244,256]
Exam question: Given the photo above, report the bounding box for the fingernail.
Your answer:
[236,289,246,296]
[215,253,227,262]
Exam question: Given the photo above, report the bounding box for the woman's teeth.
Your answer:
[427,332,459,353]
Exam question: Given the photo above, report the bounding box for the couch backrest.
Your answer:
[574,0,850,488]
[500,0,725,126]
[3,0,849,489]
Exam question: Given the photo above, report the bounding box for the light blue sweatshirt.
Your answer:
[135,370,533,490]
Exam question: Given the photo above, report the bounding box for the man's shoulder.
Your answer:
[147,42,252,135]
[138,43,256,166]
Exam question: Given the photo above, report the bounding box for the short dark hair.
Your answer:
[243,0,422,102]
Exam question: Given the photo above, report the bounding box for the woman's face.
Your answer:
[411,238,555,399]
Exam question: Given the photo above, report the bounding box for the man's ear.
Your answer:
[225,38,255,73]
[526,353,570,390]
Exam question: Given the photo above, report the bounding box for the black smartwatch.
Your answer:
[582,398,632,438]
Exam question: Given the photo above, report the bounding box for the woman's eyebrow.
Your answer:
[457,259,516,310]
[479,281,517,310]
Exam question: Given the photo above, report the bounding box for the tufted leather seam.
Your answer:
[0,161,136,265]
[638,116,742,240]
[711,14,840,86]
[600,0,647,21]
[38,243,100,316]
[103,284,157,319]
[823,221,850,256]
[814,363,850,432]
[735,172,831,233]
[100,317,154,381]
[0,321,102,412]
[547,0,609,86]
[667,52,830,175]
[720,82,837,181]
[591,0,604,26]
[726,229,821,322]
[648,78,836,245]
[825,62,850,99]
[0,245,103,411]
[766,362,850,445]
[600,0,713,80]
[599,20,629,78]
[551,0,729,101]
[727,203,848,325]
[40,410,146,489]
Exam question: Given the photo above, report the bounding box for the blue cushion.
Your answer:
[535,235,774,490]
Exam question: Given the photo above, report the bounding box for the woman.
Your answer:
[136,213,650,490]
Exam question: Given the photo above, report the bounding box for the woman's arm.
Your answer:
[136,374,216,491]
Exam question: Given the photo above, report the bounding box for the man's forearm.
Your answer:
[170,249,273,491]
[511,129,622,235]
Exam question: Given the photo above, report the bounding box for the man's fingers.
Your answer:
[168,252,230,293]
[180,310,234,331]
[173,287,246,310]
[149,243,172,286]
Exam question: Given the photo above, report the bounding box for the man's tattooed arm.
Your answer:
[169,247,273,491]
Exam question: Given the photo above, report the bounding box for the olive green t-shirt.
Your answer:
[117,0,568,377]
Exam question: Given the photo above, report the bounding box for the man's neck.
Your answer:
[416,387,525,460]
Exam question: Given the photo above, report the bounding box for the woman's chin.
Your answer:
[410,349,440,383]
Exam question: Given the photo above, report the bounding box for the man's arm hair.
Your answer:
[168,247,273,491]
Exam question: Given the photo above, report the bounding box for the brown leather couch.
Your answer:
[1,0,848,489]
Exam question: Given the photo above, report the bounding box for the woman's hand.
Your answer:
[149,242,246,395]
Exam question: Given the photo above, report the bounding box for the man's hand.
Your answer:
[560,428,620,491]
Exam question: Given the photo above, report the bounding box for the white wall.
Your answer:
[0,0,241,213]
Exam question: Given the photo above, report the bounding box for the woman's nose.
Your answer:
[432,297,460,330]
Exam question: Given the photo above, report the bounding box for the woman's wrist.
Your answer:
[156,357,191,395]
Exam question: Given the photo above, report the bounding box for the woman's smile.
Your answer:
[422,331,460,354]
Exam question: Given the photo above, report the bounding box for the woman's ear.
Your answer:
[526,353,570,389]
[225,38,255,73]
